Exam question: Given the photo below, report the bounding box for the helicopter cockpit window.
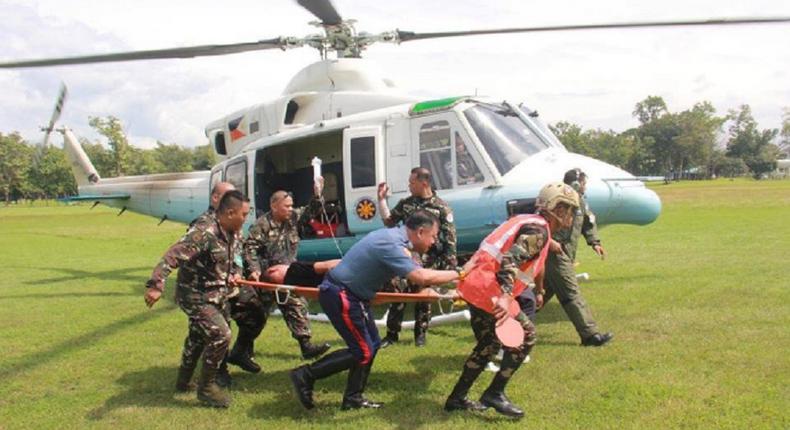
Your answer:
[453,132,483,186]
[464,104,550,175]
[419,121,452,190]
[225,159,247,197]
[350,136,375,188]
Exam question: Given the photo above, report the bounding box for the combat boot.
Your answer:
[227,328,261,373]
[479,373,523,418]
[445,364,487,412]
[197,365,232,408]
[175,365,196,392]
[414,332,426,347]
[380,332,399,348]
[291,349,356,409]
[299,338,331,360]
[581,332,614,347]
[341,363,383,410]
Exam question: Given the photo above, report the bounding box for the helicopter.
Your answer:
[3,0,788,260]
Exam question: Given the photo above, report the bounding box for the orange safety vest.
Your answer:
[457,214,551,314]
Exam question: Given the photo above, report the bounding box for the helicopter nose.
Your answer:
[548,152,662,226]
[589,179,662,225]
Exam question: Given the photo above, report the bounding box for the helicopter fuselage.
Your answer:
[64,59,660,260]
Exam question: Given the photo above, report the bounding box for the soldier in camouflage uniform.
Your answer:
[186,181,237,386]
[229,183,331,373]
[377,167,457,347]
[144,190,250,408]
[445,182,579,418]
[543,169,613,347]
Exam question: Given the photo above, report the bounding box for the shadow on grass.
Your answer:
[0,302,176,381]
[0,291,134,301]
[87,366,195,420]
[242,352,516,428]
[20,266,150,286]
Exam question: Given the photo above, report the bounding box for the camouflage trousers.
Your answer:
[230,285,311,342]
[543,251,599,339]
[176,291,232,372]
[383,278,431,338]
[449,305,536,397]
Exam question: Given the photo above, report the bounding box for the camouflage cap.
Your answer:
[536,182,580,211]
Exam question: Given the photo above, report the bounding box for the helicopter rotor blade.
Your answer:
[396,17,790,42]
[296,0,342,26]
[42,82,68,146]
[0,38,289,69]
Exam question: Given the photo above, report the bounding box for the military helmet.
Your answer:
[536,182,580,211]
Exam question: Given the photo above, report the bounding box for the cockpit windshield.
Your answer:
[463,103,550,176]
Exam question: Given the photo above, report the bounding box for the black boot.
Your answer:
[581,332,614,347]
[299,338,331,360]
[341,363,383,410]
[414,331,426,347]
[228,328,261,373]
[445,364,487,412]
[380,332,399,349]
[197,365,231,408]
[291,349,356,409]
[479,364,523,418]
[175,365,197,392]
[216,359,233,388]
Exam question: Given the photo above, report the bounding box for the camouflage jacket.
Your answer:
[552,194,600,261]
[243,199,320,275]
[146,218,242,302]
[496,222,549,295]
[388,193,457,269]
[187,206,215,232]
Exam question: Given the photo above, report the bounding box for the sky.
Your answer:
[1,0,788,149]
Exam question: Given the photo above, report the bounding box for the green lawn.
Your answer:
[1,179,788,429]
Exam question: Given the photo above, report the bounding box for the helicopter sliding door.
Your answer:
[342,126,385,235]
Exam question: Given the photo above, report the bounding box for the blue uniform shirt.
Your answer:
[328,226,419,300]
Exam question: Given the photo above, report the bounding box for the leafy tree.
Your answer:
[79,139,116,178]
[127,146,163,175]
[154,141,193,173]
[780,107,790,158]
[550,121,587,154]
[0,132,34,202]
[191,144,217,171]
[88,116,130,176]
[674,102,725,176]
[633,95,669,125]
[28,145,77,197]
[725,105,779,178]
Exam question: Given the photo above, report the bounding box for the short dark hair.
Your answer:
[405,209,438,231]
[270,190,293,205]
[411,167,432,183]
[217,190,249,214]
[563,168,587,185]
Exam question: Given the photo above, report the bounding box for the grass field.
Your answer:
[1,179,788,429]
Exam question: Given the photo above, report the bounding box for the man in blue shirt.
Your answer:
[290,210,462,410]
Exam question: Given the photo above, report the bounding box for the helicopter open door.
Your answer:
[342,126,385,234]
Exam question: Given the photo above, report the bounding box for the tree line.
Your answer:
[1,116,216,203]
[2,99,789,203]
[551,96,789,179]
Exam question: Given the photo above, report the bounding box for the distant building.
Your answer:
[776,159,790,178]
